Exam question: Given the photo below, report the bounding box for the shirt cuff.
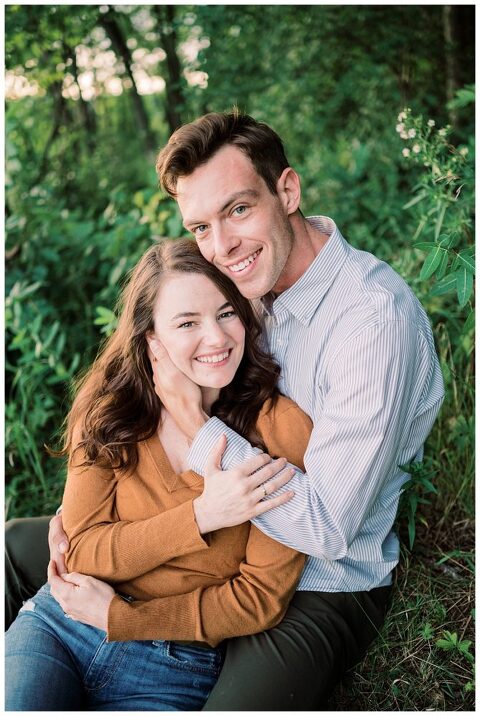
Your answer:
[188,417,261,475]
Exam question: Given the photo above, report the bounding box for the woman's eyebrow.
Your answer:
[170,302,231,322]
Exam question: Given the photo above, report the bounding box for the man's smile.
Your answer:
[224,249,262,275]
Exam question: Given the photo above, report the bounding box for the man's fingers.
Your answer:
[253,490,295,517]
[61,572,84,586]
[205,434,228,473]
[48,514,69,549]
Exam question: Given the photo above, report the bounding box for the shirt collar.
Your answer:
[262,216,350,325]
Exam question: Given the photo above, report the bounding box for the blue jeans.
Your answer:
[5,583,224,711]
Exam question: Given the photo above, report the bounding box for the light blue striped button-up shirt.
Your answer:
[188,216,444,593]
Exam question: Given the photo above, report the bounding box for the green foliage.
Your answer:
[4,6,475,709]
[436,630,473,660]
[397,101,474,314]
[397,459,438,550]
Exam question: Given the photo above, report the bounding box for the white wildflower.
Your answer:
[438,128,447,137]
[412,144,421,154]
[427,119,435,127]
[400,131,409,139]
[402,148,410,158]
[459,147,468,157]
[408,128,416,138]
[396,123,405,133]
[397,111,407,122]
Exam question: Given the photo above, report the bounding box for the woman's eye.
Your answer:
[178,321,195,329]
[218,311,236,320]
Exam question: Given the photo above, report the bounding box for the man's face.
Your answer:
[176,145,296,299]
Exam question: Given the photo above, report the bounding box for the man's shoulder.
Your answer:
[337,245,422,326]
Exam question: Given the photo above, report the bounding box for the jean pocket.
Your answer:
[159,641,223,676]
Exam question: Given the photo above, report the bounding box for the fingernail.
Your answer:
[59,541,68,553]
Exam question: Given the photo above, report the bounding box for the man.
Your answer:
[6,111,444,709]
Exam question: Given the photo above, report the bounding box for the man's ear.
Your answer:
[276,167,301,215]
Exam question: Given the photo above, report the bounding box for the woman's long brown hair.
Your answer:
[57,239,280,473]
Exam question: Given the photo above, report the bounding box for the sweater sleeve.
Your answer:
[107,524,305,646]
[106,398,312,645]
[62,447,208,582]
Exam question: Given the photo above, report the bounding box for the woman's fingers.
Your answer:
[254,465,296,501]
[253,489,295,516]
[205,434,228,474]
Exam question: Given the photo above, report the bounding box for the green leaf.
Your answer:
[403,191,427,210]
[434,204,447,241]
[407,516,416,550]
[462,310,475,334]
[456,267,473,308]
[447,84,475,109]
[435,249,449,279]
[413,241,436,251]
[420,246,445,280]
[436,638,455,651]
[430,272,457,296]
[457,251,475,273]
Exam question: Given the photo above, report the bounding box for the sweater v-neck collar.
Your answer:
[143,434,203,493]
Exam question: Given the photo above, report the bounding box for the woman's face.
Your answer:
[150,272,246,395]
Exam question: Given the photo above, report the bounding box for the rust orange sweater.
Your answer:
[62,396,312,647]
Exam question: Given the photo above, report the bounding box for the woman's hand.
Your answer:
[147,337,207,441]
[48,560,115,633]
[193,434,296,534]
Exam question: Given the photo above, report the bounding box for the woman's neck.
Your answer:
[201,387,220,416]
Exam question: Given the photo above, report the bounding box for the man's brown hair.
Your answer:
[156,109,290,197]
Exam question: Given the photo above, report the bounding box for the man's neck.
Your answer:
[273,213,330,294]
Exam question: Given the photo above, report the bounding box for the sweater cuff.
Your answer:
[107,595,136,642]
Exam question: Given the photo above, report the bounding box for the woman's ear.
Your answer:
[276,167,301,216]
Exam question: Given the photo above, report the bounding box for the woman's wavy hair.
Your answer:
[58,238,280,473]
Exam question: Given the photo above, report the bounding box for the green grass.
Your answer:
[331,508,475,710]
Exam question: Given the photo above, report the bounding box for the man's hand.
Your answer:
[147,337,207,441]
[193,434,296,534]
[48,560,115,633]
[48,513,69,575]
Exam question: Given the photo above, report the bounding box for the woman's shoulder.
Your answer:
[256,395,312,470]
[257,395,312,426]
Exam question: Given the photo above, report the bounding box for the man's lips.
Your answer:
[225,249,262,275]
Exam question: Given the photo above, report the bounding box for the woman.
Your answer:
[5,239,312,711]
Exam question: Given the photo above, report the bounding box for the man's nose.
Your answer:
[212,224,241,258]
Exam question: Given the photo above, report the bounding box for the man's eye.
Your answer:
[193,225,208,236]
[233,206,247,216]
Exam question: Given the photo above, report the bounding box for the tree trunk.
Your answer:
[99,8,157,153]
[443,5,459,127]
[35,81,67,184]
[154,5,185,133]
[63,40,97,151]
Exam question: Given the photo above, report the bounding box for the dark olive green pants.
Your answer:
[5,516,391,710]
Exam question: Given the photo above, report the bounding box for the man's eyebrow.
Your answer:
[170,302,232,321]
[219,189,259,214]
[183,190,259,228]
